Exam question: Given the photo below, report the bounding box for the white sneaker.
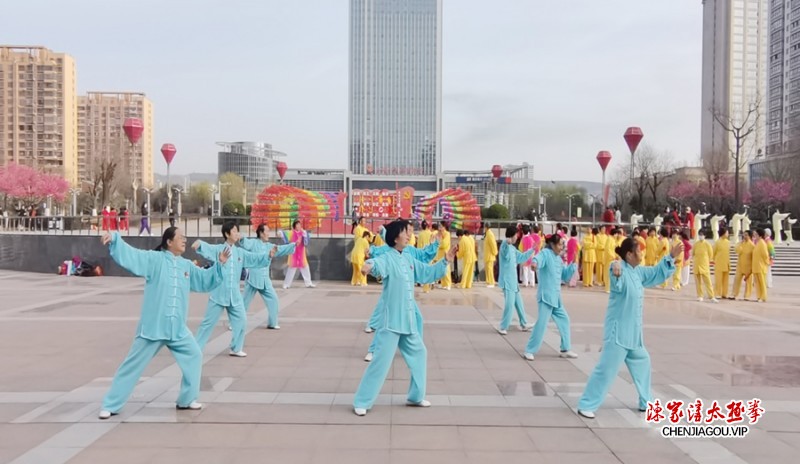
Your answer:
[407,399,431,407]
[364,327,374,333]
[364,352,373,362]
[577,409,595,419]
[710,298,719,303]
[523,353,535,361]
[697,297,704,302]
[487,284,495,288]
[229,350,247,357]
[267,325,280,330]
[282,285,289,289]
[354,407,367,416]
[306,283,316,288]
[497,328,508,335]
[444,286,451,291]
[560,351,578,359]
[98,410,114,420]
[176,401,202,410]
[519,324,532,332]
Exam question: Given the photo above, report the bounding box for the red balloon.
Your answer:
[161,143,177,165]
[123,118,143,144]
[276,161,288,180]
[491,164,502,179]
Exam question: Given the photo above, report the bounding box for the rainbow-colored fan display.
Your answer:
[250,184,344,231]
[414,188,482,232]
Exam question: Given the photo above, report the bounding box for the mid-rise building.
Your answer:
[77,91,154,190]
[217,141,286,202]
[348,0,443,182]
[700,0,769,172]
[0,46,78,184]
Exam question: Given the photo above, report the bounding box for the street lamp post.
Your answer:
[589,194,599,225]
[623,127,643,213]
[69,188,80,216]
[173,187,184,218]
[210,185,218,216]
[542,193,551,220]
[566,193,579,224]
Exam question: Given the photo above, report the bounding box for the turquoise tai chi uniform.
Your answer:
[524,248,577,355]
[365,240,439,354]
[238,238,296,328]
[498,241,535,330]
[101,233,224,413]
[353,249,449,411]
[194,241,272,353]
[578,255,675,413]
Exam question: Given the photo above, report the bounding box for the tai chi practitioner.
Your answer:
[577,237,682,419]
[282,220,316,289]
[680,232,692,287]
[239,224,296,329]
[670,230,683,290]
[353,220,455,416]
[434,221,452,290]
[595,228,609,289]
[351,230,372,286]
[193,222,276,357]
[713,226,731,299]
[417,220,435,293]
[752,229,770,302]
[732,231,754,300]
[692,232,718,302]
[523,234,578,361]
[457,228,477,288]
[97,228,228,419]
[362,224,439,361]
[498,226,535,335]
[566,227,581,287]
[483,223,499,288]
[520,225,536,287]
[581,228,597,287]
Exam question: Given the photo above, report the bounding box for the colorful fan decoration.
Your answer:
[414,188,482,232]
[250,184,345,231]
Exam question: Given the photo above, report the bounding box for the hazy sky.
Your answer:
[2,0,702,182]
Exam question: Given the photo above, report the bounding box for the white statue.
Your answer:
[693,213,710,241]
[630,213,643,231]
[710,214,726,241]
[742,214,752,233]
[730,212,745,244]
[772,210,790,244]
[653,214,663,228]
[787,217,797,243]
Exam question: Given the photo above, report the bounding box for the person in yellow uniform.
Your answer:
[752,229,770,302]
[483,223,499,288]
[457,229,477,289]
[644,227,659,266]
[633,227,646,255]
[435,221,452,290]
[732,230,754,300]
[603,228,621,293]
[657,228,671,288]
[595,228,609,290]
[581,228,597,287]
[713,226,731,299]
[351,230,371,286]
[691,231,717,302]
[670,229,683,290]
[416,220,434,293]
[353,217,373,242]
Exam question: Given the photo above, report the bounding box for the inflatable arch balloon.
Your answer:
[414,188,482,232]
[250,184,344,231]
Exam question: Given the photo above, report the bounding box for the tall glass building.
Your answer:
[349,0,443,177]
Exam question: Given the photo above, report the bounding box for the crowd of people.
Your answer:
[94,214,779,421]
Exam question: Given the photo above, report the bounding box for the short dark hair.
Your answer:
[385,219,410,247]
[292,220,301,229]
[719,226,728,236]
[505,225,518,238]
[222,221,238,239]
[256,224,266,238]
[615,237,637,260]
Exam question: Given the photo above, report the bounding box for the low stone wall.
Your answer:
[0,235,353,281]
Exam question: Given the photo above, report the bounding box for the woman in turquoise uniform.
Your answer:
[98,227,228,419]
[353,220,455,416]
[498,226,535,335]
[239,223,296,329]
[576,237,682,418]
[524,233,578,361]
[362,223,439,362]
[193,222,276,357]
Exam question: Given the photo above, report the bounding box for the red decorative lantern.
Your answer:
[276,161,288,180]
[491,164,503,179]
[123,118,144,145]
[624,127,644,154]
[161,143,177,165]
[596,151,612,172]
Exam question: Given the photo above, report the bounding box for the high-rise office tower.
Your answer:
[700,0,769,172]
[348,0,443,177]
[78,92,154,190]
[0,46,78,185]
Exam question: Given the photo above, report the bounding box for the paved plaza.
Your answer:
[1,270,799,463]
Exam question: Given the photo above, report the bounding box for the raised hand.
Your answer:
[361,262,373,275]
[445,245,457,263]
[670,241,684,259]
[218,246,232,265]
[269,246,277,258]
[101,232,112,246]
[191,240,201,251]
[612,261,622,277]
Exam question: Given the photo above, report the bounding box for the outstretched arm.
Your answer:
[104,232,154,278]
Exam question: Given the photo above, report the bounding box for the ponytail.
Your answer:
[156,227,178,251]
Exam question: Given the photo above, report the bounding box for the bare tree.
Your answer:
[710,98,760,210]
[637,144,674,205]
